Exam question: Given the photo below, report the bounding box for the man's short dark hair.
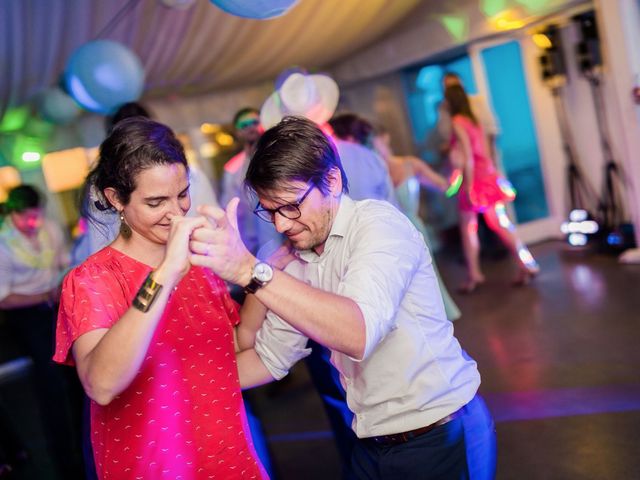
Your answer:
[245,116,349,196]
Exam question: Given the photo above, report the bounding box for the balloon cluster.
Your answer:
[25,0,300,126]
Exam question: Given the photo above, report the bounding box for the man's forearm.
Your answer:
[253,269,366,359]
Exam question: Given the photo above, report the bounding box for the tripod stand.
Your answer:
[584,70,636,249]
[549,82,599,217]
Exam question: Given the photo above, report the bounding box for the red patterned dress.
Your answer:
[451,115,516,213]
[54,247,266,480]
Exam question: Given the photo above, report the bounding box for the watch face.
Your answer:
[254,263,273,282]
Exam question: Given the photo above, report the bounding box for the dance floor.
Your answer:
[1,239,639,479]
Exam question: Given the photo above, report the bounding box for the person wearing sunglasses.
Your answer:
[191,117,496,480]
[220,108,282,266]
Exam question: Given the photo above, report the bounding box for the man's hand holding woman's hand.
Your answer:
[189,198,256,287]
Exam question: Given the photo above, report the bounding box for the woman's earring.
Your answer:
[119,211,132,239]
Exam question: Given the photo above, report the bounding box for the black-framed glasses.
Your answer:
[253,184,316,223]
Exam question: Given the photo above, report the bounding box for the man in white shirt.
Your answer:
[191,117,496,479]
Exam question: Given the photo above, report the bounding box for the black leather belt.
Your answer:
[367,408,463,446]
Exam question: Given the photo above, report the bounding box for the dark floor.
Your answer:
[2,240,640,479]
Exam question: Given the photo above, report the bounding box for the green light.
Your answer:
[12,136,45,170]
[439,15,469,43]
[516,0,553,14]
[22,151,41,162]
[445,169,463,198]
[481,0,508,18]
[0,106,30,133]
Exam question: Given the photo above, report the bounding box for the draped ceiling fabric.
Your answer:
[1,0,589,134]
[0,0,422,120]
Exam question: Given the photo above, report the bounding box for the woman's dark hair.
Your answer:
[246,116,348,196]
[444,84,477,124]
[328,113,374,146]
[82,117,188,221]
[4,185,44,214]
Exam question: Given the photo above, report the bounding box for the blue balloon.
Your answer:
[64,40,145,115]
[39,87,81,124]
[210,0,299,19]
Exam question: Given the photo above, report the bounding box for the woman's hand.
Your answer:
[154,215,209,287]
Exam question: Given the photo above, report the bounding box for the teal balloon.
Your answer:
[210,0,298,19]
[64,40,145,114]
[39,87,81,124]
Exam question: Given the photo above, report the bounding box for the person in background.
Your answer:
[445,84,540,292]
[54,117,267,479]
[191,116,497,480]
[0,185,86,479]
[437,72,500,166]
[221,107,282,261]
[328,113,396,206]
[373,126,461,321]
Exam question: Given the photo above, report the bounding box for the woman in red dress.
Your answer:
[54,118,267,479]
[445,85,539,293]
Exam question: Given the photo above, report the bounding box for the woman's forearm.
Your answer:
[73,266,179,405]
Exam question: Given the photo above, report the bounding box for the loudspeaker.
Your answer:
[573,11,602,73]
[537,25,567,82]
[539,49,566,80]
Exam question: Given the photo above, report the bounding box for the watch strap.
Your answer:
[244,278,263,295]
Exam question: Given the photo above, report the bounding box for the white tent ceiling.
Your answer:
[1,0,425,118]
[1,0,588,121]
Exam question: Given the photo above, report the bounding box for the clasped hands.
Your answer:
[157,197,252,287]
[161,197,295,287]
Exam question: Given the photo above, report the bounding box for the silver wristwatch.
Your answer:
[244,262,274,294]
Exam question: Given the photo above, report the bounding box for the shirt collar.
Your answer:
[296,195,355,263]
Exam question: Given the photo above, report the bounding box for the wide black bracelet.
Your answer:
[132,271,163,313]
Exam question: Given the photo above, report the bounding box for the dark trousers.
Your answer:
[6,303,86,479]
[304,339,358,479]
[351,395,496,480]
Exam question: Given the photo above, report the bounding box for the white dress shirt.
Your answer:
[255,196,480,438]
